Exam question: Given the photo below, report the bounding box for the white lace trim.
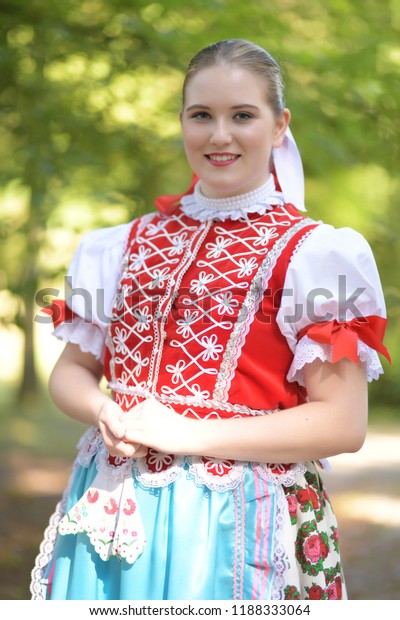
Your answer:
[77,427,103,467]
[30,462,77,599]
[288,335,384,386]
[271,485,290,599]
[131,450,185,489]
[187,457,247,492]
[252,462,307,487]
[180,175,284,222]
[75,430,306,491]
[53,317,106,362]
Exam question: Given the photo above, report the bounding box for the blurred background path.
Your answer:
[323,427,400,600]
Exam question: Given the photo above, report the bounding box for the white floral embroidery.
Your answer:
[146,451,175,473]
[150,267,170,289]
[165,359,186,384]
[168,233,188,256]
[200,334,224,361]
[132,351,149,377]
[237,256,258,277]
[176,309,199,338]
[203,457,234,476]
[188,383,210,400]
[205,235,232,259]
[254,226,279,246]
[132,306,152,332]
[115,370,132,389]
[145,219,168,236]
[114,285,133,312]
[190,271,214,295]
[214,291,239,315]
[129,246,151,271]
[113,327,129,354]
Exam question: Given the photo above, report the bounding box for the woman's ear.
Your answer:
[273,108,291,148]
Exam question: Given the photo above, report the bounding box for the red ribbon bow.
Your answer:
[154,173,199,215]
[298,315,391,365]
[42,299,75,329]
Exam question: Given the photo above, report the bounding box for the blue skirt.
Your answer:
[30,430,345,600]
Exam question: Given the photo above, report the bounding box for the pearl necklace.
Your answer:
[180,174,284,222]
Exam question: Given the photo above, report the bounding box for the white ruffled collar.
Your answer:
[180,174,284,222]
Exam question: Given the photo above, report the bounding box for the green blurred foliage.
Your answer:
[0,0,398,406]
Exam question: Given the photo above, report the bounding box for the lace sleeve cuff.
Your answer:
[53,317,106,362]
[287,335,384,387]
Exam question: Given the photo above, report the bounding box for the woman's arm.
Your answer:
[123,357,368,462]
[49,342,147,458]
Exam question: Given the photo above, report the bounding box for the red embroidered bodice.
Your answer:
[104,204,317,420]
[43,199,389,491]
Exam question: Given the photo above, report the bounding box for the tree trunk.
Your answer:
[17,294,39,404]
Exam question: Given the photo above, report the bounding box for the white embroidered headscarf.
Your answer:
[273,126,306,211]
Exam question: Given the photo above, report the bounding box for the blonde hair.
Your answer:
[182,39,285,116]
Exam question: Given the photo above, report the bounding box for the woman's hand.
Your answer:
[122,398,195,455]
[122,358,368,463]
[98,399,148,459]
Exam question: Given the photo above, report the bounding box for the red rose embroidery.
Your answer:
[297,489,310,505]
[202,457,234,477]
[304,534,329,563]
[308,585,324,600]
[335,576,343,599]
[286,495,297,518]
[87,489,99,504]
[104,498,118,515]
[308,488,319,509]
[297,487,319,509]
[285,585,301,600]
[326,583,338,600]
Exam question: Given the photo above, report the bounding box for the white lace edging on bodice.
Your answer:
[287,335,384,386]
[53,317,106,362]
[75,428,307,491]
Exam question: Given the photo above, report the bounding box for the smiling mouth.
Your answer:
[205,153,241,164]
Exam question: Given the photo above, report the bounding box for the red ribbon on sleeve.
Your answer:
[298,315,391,365]
[42,299,76,329]
[154,173,199,215]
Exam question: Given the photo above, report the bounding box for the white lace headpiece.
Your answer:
[273,126,306,212]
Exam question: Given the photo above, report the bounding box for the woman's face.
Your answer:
[180,65,290,198]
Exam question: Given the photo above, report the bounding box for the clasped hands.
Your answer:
[97,397,194,459]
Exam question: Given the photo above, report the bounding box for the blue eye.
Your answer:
[234,112,252,121]
[192,112,210,120]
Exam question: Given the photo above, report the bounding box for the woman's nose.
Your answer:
[210,120,232,145]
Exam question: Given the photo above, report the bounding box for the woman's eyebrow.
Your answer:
[185,104,211,111]
[230,104,260,110]
[185,103,260,111]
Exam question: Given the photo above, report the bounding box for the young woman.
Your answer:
[31,39,390,601]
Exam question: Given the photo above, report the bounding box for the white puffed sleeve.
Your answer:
[53,222,132,361]
[276,224,388,385]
